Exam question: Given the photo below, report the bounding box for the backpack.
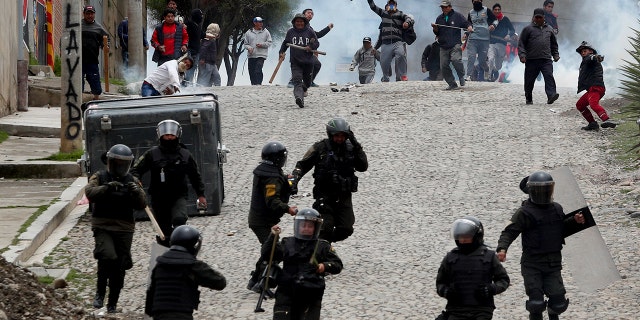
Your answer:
[403,26,417,45]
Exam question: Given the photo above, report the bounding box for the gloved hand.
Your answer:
[107,181,124,191]
[348,130,361,148]
[595,54,604,62]
[476,284,497,300]
[290,178,299,195]
[126,181,143,194]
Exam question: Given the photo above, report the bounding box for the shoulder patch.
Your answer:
[265,184,276,197]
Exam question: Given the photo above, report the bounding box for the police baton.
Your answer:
[144,206,165,241]
[255,230,280,312]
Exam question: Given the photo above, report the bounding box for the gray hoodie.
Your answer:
[350,46,380,75]
[244,28,272,59]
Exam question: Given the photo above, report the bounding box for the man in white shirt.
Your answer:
[141,57,193,96]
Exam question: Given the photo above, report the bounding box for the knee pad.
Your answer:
[547,296,569,315]
[526,299,547,314]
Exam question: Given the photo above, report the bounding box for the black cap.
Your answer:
[533,8,545,17]
[363,37,372,43]
[84,5,96,13]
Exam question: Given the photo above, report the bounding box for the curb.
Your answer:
[2,176,87,264]
[0,162,82,179]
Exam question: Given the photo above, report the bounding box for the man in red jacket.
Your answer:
[151,8,189,66]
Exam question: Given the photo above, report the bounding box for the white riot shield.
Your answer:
[147,242,169,286]
[551,166,621,292]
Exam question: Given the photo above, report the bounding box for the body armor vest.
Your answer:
[521,201,565,254]
[312,140,357,196]
[92,171,136,222]
[150,250,200,314]
[148,147,191,198]
[447,247,496,307]
[250,162,291,220]
[279,237,326,289]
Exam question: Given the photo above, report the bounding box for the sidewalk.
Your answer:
[0,105,86,265]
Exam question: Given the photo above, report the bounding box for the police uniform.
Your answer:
[247,160,294,288]
[497,199,578,320]
[262,234,343,320]
[436,245,510,320]
[85,169,147,311]
[293,139,368,242]
[146,247,226,320]
[130,144,206,245]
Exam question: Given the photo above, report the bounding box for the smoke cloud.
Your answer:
[147,0,640,95]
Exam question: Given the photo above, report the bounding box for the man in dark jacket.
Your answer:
[184,9,204,84]
[437,216,510,320]
[265,208,343,320]
[574,41,616,131]
[85,144,147,314]
[497,171,585,320]
[146,225,226,320]
[291,117,368,243]
[279,13,319,108]
[247,141,298,292]
[367,0,414,82]
[421,39,441,81]
[117,17,150,68]
[432,1,471,90]
[81,5,109,100]
[518,8,560,105]
[130,120,207,246]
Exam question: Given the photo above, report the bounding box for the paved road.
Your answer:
[46,81,640,319]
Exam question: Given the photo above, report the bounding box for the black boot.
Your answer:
[93,293,105,308]
[107,288,120,313]
[581,121,599,131]
[529,313,543,320]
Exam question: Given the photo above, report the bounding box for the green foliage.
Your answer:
[38,275,55,285]
[54,55,61,76]
[28,53,39,65]
[619,24,640,116]
[0,131,8,144]
[36,149,84,162]
[610,106,640,168]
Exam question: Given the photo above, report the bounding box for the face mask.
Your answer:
[388,4,395,11]
[160,138,179,151]
[178,61,188,73]
[473,2,483,10]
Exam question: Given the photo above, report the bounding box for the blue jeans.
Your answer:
[140,82,161,97]
[248,57,265,85]
[82,63,102,95]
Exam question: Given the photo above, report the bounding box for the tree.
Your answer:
[148,0,294,86]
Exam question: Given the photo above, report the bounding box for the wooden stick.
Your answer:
[144,206,165,240]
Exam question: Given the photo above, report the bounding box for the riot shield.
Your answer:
[550,166,621,292]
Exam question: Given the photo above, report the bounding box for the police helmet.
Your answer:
[526,171,555,204]
[451,216,484,247]
[106,144,134,178]
[170,225,203,256]
[294,208,323,240]
[326,117,350,139]
[156,119,182,139]
[261,141,288,167]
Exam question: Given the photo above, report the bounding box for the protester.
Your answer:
[464,0,498,82]
[244,17,273,85]
[349,37,380,84]
[81,5,109,101]
[543,0,559,34]
[574,41,617,131]
[432,0,471,90]
[117,17,150,68]
[151,8,189,66]
[421,39,441,81]
[140,57,193,97]
[518,8,559,105]
[488,3,515,82]
[197,23,222,87]
[184,9,204,85]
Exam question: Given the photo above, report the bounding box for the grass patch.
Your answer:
[38,275,55,285]
[0,131,9,144]
[611,106,640,169]
[109,78,127,86]
[34,149,84,162]
[10,203,53,246]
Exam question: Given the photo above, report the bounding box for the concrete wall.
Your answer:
[0,1,19,117]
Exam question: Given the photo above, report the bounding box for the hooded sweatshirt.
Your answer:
[244,27,272,59]
[279,17,319,65]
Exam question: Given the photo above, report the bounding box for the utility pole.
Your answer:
[128,0,144,80]
[60,0,83,152]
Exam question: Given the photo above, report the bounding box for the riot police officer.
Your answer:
[436,216,510,320]
[145,225,227,320]
[265,208,343,320]
[497,171,585,320]
[130,119,207,246]
[85,144,147,313]
[291,117,368,243]
[247,141,298,292]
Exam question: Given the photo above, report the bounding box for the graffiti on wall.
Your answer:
[63,3,81,140]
